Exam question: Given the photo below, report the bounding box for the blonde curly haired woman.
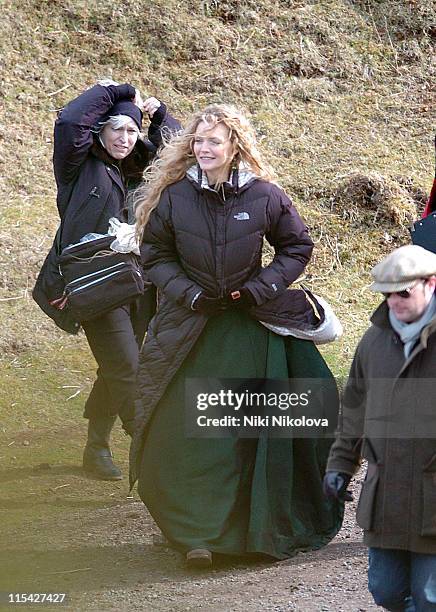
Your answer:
[131,104,343,568]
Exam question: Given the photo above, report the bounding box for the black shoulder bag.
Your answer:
[57,235,145,322]
[33,231,146,329]
[32,226,81,334]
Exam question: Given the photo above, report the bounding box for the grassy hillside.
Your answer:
[0,0,435,428]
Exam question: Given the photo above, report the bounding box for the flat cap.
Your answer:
[370,244,436,293]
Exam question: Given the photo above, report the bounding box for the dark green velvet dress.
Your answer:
[137,309,343,559]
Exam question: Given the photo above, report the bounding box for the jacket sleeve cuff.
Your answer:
[113,83,136,101]
[150,102,167,125]
[182,284,204,309]
[191,291,202,310]
[326,454,361,476]
[242,279,284,306]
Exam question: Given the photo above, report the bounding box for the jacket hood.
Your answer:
[91,139,120,166]
[186,164,258,194]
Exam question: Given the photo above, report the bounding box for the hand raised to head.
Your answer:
[142,97,161,118]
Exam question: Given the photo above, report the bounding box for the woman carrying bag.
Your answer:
[53,80,180,480]
[132,104,343,567]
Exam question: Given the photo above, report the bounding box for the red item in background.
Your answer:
[423,135,436,218]
[423,177,436,217]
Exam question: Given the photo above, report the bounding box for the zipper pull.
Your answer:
[90,186,100,198]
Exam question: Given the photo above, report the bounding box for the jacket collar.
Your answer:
[371,300,436,378]
[371,297,436,333]
[371,297,436,372]
[400,313,436,375]
[91,139,120,167]
[370,300,392,329]
[91,140,126,195]
[186,164,258,195]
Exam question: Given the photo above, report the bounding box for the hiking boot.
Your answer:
[83,415,122,481]
[186,549,212,569]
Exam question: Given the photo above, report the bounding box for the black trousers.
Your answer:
[82,288,156,424]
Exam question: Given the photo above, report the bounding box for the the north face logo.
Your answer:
[234,212,250,220]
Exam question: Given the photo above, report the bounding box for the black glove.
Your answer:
[323,471,354,501]
[193,294,228,316]
[228,288,257,309]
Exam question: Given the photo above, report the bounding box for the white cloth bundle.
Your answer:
[108,218,141,256]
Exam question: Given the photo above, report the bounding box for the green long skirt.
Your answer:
[137,309,343,560]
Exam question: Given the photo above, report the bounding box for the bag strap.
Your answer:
[54,224,62,255]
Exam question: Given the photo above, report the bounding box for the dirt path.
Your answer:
[1,455,376,612]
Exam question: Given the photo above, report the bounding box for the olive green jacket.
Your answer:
[327,301,436,553]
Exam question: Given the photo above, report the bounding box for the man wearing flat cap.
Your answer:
[323,244,436,611]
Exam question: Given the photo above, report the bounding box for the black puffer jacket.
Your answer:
[142,168,313,305]
[130,169,316,484]
[53,83,181,248]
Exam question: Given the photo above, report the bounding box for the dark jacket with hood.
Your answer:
[131,168,322,485]
[53,82,181,248]
[327,300,436,553]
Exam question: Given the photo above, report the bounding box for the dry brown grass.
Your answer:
[0,0,435,370]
